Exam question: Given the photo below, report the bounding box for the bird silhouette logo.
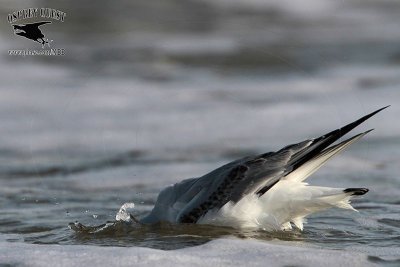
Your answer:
[12,21,52,48]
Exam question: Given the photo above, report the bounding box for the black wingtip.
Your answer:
[344,188,369,195]
[289,107,388,170]
[339,106,389,135]
[381,105,391,110]
[317,106,388,147]
[367,105,390,118]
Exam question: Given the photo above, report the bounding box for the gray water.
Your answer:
[1,0,400,266]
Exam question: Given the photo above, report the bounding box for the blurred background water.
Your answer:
[0,0,400,266]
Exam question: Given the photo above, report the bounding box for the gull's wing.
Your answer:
[173,106,388,223]
[176,150,291,223]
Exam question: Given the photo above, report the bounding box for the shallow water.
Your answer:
[1,0,400,266]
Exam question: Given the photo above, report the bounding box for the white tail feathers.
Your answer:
[201,180,367,231]
[257,180,366,230]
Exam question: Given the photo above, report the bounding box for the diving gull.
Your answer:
[131,106,387,231]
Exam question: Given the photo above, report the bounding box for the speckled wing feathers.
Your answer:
[176,106,389,223]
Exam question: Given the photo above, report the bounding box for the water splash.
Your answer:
[69,202,139,235]
[115,202,136,222]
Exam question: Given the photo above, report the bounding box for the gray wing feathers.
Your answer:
[174,106,388,224]
[177,149,294,223]
[177,164,249,223]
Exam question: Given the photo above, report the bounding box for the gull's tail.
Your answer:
[257,182,369,231]
[200,183,369,231]
[259,129,376,231]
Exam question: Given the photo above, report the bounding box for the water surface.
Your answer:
[0,0,400,266]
